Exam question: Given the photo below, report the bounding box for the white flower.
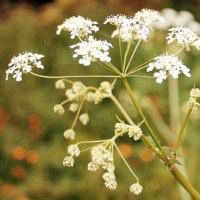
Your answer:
[131,9,164,41]
[53,104,65,115]
[55,80,65,89]
[128,125,143,141]
[102,171,117,190]
[167,26,200,50]
[65,82,87,100]
[63,129,76,140]
[56,16,99,39]
[6,52,44,82]
[63,156,74,167]
[69,103,79,113]
[147,54,191,83]
[70,36,112,66]
[114,122,129,136]
[87,162,99,172]
[105,10,163,42]
[129,182,143,195]
[91,145,113,166]
[188,88,200,109]
[79,113,90,125]
[67,144,80,157]
[190,88,200,98]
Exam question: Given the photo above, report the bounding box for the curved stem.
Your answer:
[175,108,193,150]
[31,72,120,79]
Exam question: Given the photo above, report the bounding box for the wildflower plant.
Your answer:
[6,9,200,199]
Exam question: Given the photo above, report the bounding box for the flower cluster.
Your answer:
[90,145,117,190]
[129,182,143,195]
[70,36,112,66]
[56,16,99,39]
[147,54,191,83]
[188,88,200,109]
[105,9,163,42]
[114,122,143,141]
[53,81,113,140]
[6,52,44,82]
[86,81,113,104]
[167,26,200,50]
[63,144,80,167]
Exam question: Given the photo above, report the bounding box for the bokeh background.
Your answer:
[0,1,200,200]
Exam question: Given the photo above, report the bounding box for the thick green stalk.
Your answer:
[121,78,162,151]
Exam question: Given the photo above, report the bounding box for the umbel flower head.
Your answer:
[188,87,200,109]
[105,9,164,42]
[70,36,112,66]
[147,54,191,83]
[167,26,200,50]
[6,52,44,82]
[56,16,99,39]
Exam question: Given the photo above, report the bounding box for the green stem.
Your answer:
[175,108,193,149]
[123,41,132,72]
[122,78,162,151]
[125,40,141,73]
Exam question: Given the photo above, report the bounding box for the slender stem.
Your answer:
[60,99,70,106]
[127,75,154,79]
[71,99,84,129]
[122,78,162,151]
[110,95,134,124]
[123,41,132,72]
[114,142,139,182]
[118,27,123,67]
[128,64,149,75]
[125,40,141,73]
[31,72,120,79]
[175,108,193,149]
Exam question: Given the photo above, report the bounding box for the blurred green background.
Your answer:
[0,1,200,200]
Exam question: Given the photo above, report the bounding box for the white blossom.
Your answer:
[91,145,113,166]
[65,81,87,101]
[87,162,99,172]
[147,54,191,83]
[129,182,143,195]
[63,156,74,167]
[167,26,200,50]
[105,9,163,42]
[128,125,143,141]
[102,171,117,190]
[70,36,112,66]
[53,104,65,115]
[69,103,79,113]
[67,144,80,157]
[57,16,99,39]
[55,79,65,89]
[63,129,76,140]
[79,113,90,125]
[6,52,44,82]
[188,88,200,109]
[114,122,129,136]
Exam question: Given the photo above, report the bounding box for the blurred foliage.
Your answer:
[0,1,200,200]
